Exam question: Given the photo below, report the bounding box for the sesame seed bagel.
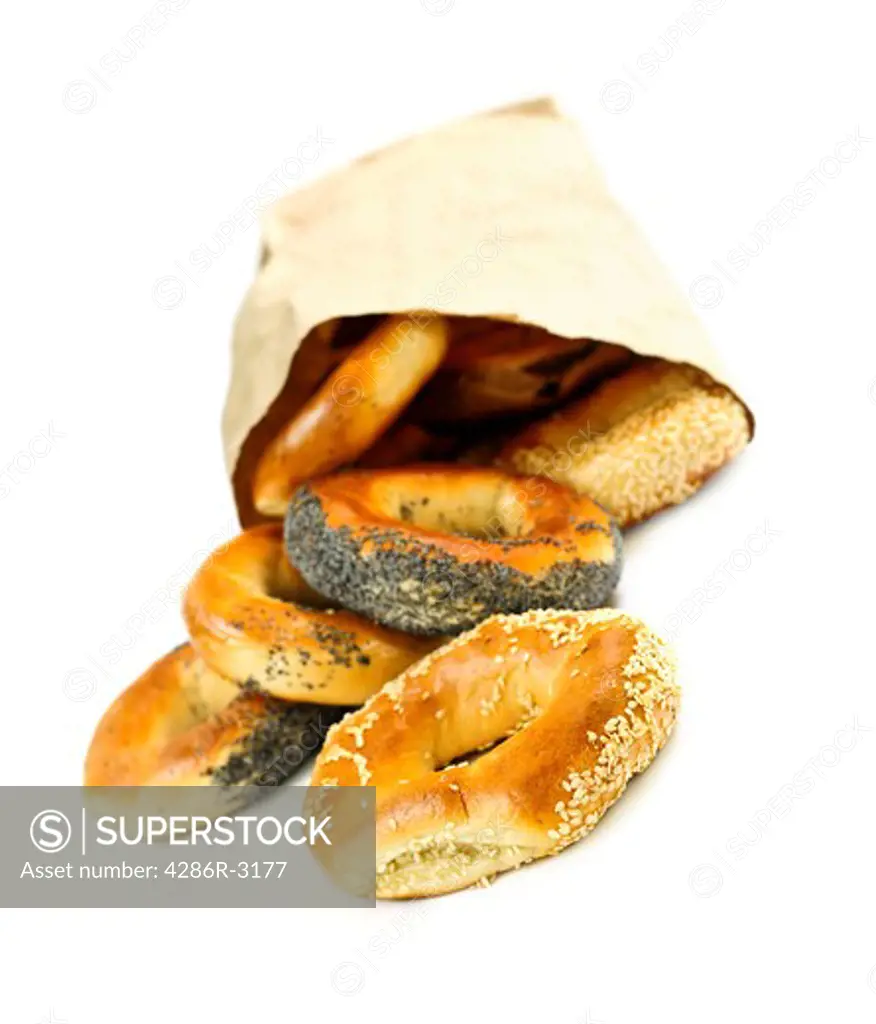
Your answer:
[311,608,680,898]
[183,524,439,703]
[414,319,633,421]
[252,315,449,516]
[85,642,343,790]
[284,466,622,637]
[499,358,752,527]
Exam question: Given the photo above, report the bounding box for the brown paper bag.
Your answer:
[223,97,753,526]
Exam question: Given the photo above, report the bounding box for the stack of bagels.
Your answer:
[86,313,751,897]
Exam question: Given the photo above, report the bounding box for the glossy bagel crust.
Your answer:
[415,319,633,422]
[252,315,449,516]
[85,643,343,789]
[284,466,622,637]
[311,608,680,898]
[183,524,439,703]
[499,358,752,527]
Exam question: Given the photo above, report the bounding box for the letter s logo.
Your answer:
[30,810,73,853]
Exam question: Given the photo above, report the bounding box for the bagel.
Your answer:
[85,643,342,790]
[183,524,439,703]
[499,357,752,527]
[414,318,632,421]
[356,422,458,469]
[284,466,622,636]
[252,315,449,516]
[311,608,680,898]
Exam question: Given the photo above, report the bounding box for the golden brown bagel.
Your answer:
[284,466,622,636]
[499,358,751,527]
[183,524,439,703]
[85,643,342,789]
[252,315,449,516]
[414,318,632,421]
[228,315,393,528]
[311,608,680,898]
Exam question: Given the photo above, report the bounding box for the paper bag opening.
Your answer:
[223,97,753,527]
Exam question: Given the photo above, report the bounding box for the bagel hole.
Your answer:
[442,737,506,769]
[380,480,532,542]
[438,701,541,772]
[271,552,338,611]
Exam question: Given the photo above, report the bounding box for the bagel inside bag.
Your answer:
[222,96,754,527]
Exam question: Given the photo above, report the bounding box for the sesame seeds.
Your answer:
[319,746,373,785]
[502,362,750,527]
[344,710,380,749]
[479,674,507,717]
[544,616,680,854]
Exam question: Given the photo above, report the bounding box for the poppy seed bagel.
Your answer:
[284,467,622,637]
[183,523,439,704]
[84,643,346,796]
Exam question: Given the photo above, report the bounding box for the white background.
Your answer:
[2,1,875,1021]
